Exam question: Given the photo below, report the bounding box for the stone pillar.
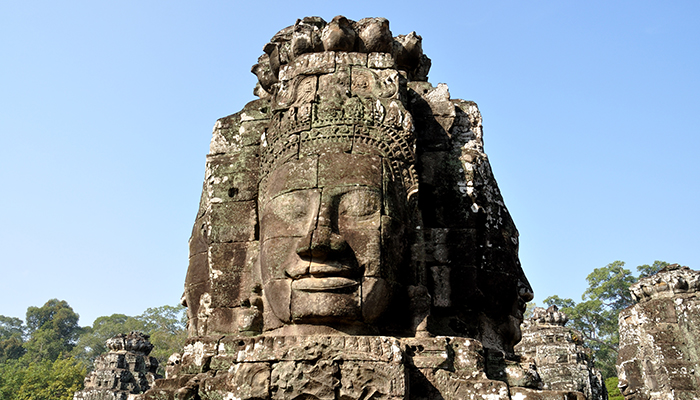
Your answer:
[74,332,161,400]
[617,265,700,400]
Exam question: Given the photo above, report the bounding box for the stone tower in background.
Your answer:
[617,265,700,399]
[74,332,161,400]
[516,306,607,400]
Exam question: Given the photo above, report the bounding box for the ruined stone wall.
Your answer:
[617,265,700,400]
[141,334,598,400]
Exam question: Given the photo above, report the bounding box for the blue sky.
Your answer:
[1,1,698,326]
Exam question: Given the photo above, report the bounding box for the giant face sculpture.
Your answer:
[185,15,534,356]
[259,152,407,333]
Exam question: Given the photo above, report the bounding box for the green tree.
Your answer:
[605,377,624,400]
[23,299,83,362]
[71,304,187,375]
[637,260,669,278]
[0,315,26,362]
[544,260,671,379]
[135,305,187,375]
[583,260,636,312]
[0,356,85,400]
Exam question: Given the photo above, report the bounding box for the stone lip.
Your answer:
[106,331,155,355]
[629,264,700,302]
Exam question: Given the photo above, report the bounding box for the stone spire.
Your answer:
[74,332,161,400]
[515,306,606,400]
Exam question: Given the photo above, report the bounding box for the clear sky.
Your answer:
[1,1,698,327]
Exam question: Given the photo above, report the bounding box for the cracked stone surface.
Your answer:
[184,13,532,357]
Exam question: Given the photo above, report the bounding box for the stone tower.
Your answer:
[74,332,161,400]
[515,306,607,400]
[617,265,700,399]
[140,16,594,400]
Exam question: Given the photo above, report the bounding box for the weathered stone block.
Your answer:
[278,51,336,81]
[300,125,353,155]
[74,333,161,400]
[207,242,258,308]
[617,266,700,400]
[351,67,400,100]
[368,52,396,69]
[510,387,586,400]
[208,201,257,243]
[335,52,367,67]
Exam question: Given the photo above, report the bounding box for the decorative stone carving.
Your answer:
[183,13,532,357]
[74,332,161,400]
[617,265,700,400]
[515,306,607,400]
[140,15,603,400]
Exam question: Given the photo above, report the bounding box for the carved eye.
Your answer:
[270,191,313,221]
[339,189,381,218]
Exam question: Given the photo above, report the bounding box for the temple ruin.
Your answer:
[74,332,161,400]
[125,15,614,400]
[515,306,606,399]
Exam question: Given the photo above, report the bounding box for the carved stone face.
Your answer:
[259,152,404,331]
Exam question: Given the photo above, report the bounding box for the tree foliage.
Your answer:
[544,260,671,379]
[70,313,146,367]
[0,315,26,362]
[137,305,187,372]
[0,299,187,397]
[605,377,624,400]
[24,299,83,362]
[637,260,670,279]
[0,356,85,400]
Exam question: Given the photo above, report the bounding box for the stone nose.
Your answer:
[297,226,348,259]
[296,201,347,259]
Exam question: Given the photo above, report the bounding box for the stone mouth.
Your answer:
[292,277,359,292]
[308,260,357,275]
